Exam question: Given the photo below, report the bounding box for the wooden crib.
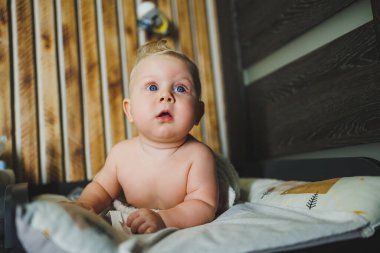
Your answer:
[0,0,224,185]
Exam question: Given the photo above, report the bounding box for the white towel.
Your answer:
[107,200,158,234]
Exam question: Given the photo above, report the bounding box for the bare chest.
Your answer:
[118,160,191,209]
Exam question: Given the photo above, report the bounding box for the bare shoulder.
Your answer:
[109,137,137,155]
[184,136,215,162]
[185,135,212,151]
[101,138,138,168]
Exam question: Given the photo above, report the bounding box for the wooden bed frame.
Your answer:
[216,0,380,174]
[214,0,380,251]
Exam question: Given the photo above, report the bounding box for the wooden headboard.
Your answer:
[0,0,222,184]
[217,0,380,174]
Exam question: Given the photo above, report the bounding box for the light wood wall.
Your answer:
[0,0,221,184]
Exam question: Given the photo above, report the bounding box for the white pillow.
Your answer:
[240,176,380,232]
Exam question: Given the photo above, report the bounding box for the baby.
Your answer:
[76,40,219,234]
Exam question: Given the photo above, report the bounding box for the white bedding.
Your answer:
[16,201,370,253]
[132,203,369,253]
[17,174,380,253]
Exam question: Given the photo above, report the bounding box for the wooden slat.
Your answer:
[247,22,380,161]
[175,0,202,142]
[157,0,175,47]
[192,0,220,152]
[79,0,106,177]
[234,0,356,67]
[0,0,13,169]
[16,0,39,182]
[122,0,138,75]
[102,0,126,145]
[38,0,63,182]
[122,0,139,137]
[61,0,85,181]
[176,0,193,58]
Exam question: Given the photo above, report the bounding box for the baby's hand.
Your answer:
[126,208,166,234]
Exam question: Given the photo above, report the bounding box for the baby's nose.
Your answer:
[159,91,175,103]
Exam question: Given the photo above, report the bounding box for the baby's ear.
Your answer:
[123,99,134,122]
[195,101,204,125]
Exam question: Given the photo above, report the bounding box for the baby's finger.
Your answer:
[130,217,145,234]
[145,227,155,234]
[137,222,151,234]
[126,211,140,227]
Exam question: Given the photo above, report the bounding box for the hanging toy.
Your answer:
[137,1,171,37]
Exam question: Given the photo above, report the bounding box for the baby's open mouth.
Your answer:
[159,111,171,117]
[157,110,173,121]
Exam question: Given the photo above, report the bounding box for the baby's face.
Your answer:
[125,54,203,143]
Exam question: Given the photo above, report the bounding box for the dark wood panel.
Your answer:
[234,0,356,68]
[247,22,380,161]
[372,0,380,49]
[215,0,252,171]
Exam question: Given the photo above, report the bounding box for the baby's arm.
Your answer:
[76,181,113,213]
[76,147,122,213]
[159,149,218,228]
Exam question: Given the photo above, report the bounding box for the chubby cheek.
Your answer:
[177,104,198,127]
[130,103,151,124]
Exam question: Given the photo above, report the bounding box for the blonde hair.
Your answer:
[131,40,202,98]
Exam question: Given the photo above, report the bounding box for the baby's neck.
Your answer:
[138,135,190,156]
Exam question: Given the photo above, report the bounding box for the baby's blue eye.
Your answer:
[147,84,158,91]
[174,86,186,93]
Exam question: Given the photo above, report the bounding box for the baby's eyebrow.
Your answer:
[176,77,193,84]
